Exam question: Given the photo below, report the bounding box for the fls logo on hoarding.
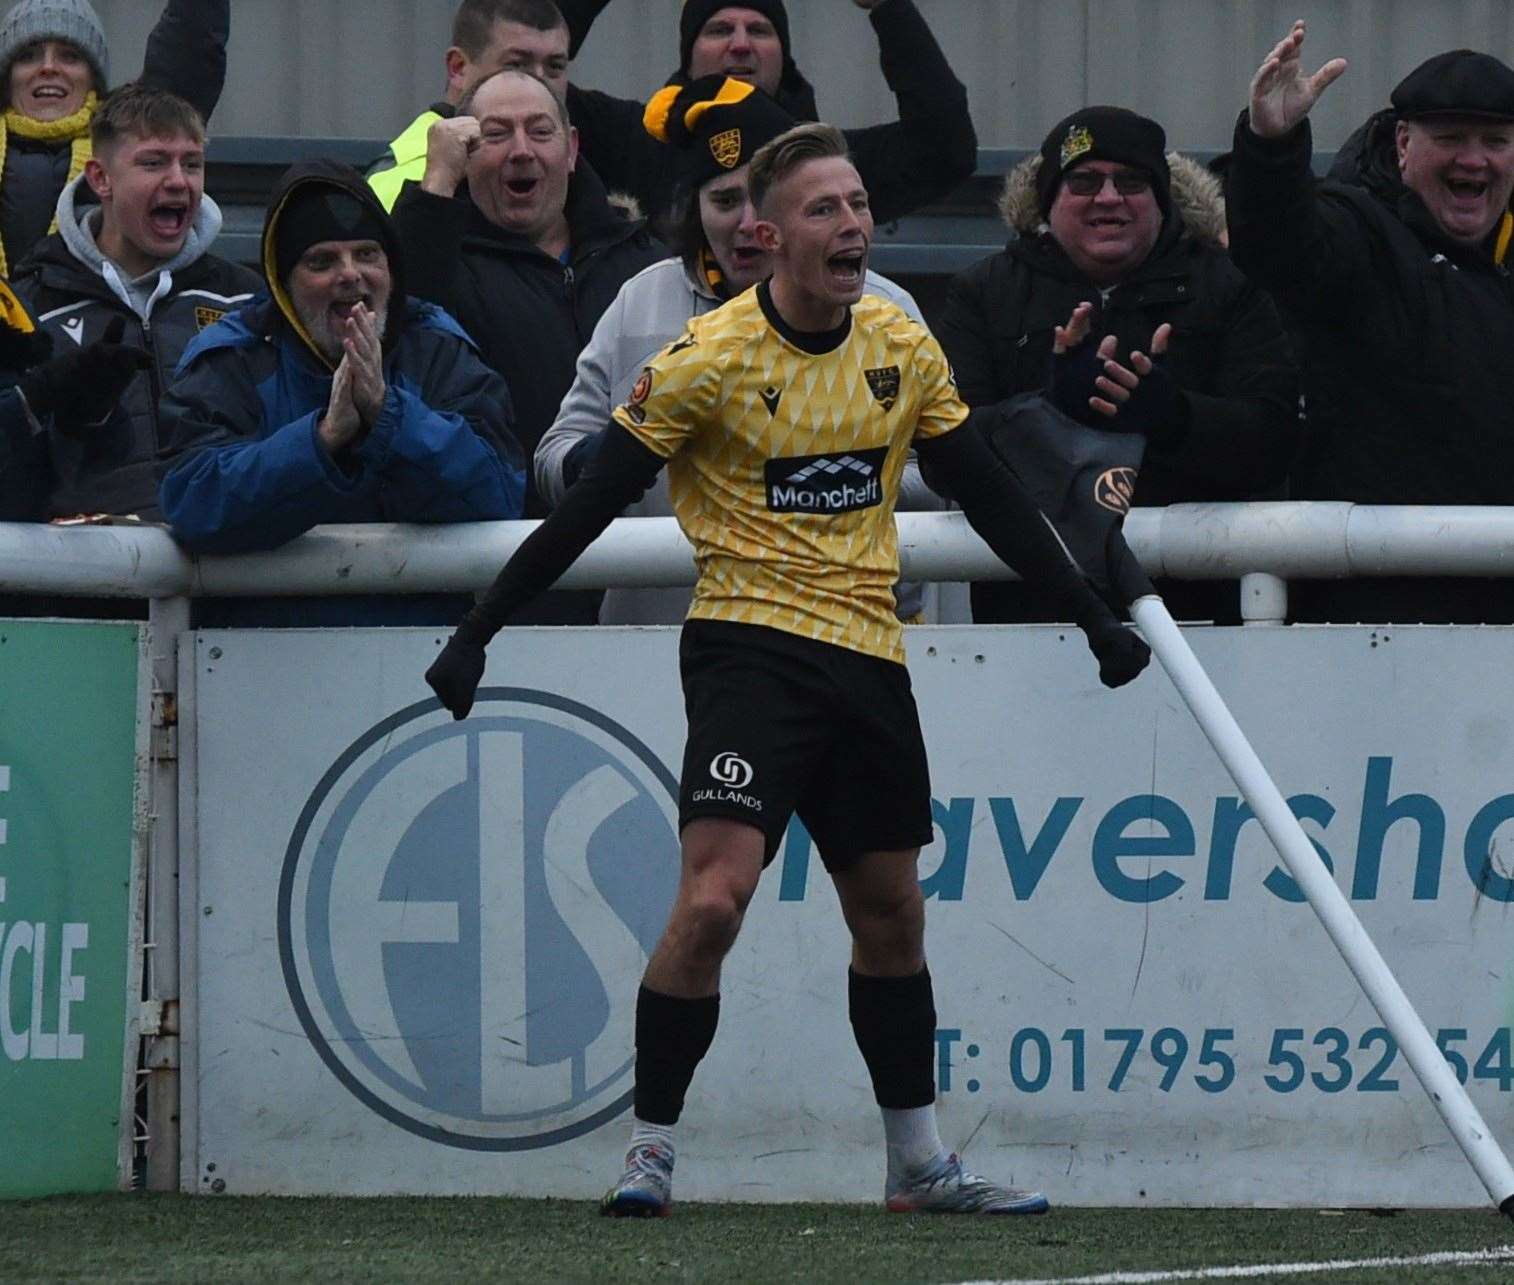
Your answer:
[278,690,679,1151]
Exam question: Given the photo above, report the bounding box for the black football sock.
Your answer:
[632,985,720,1125]
[848,965,937,1109]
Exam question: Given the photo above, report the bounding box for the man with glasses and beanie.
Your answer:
[935,105,1297,625]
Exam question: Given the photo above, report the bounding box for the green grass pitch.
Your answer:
[1,1196,1510,1283]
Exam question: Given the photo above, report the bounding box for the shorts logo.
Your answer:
[710,128,742,169]
[865,365,901,411]
[278,691,680,1151]
[764,447,887,514]
[709,751,753,789]
[1094,466,1138,515]
[759,384,782,417]
[194,305,227,332]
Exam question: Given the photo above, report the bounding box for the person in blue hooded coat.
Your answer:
[157,158,524,558]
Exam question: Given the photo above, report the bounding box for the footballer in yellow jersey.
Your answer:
[611,283,961,664]
[428,118,1149,1223]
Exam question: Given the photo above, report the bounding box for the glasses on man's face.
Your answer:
[1062,169,1152,197]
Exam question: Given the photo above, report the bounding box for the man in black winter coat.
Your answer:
[936,105,1298,625]
[556,0,976,228]
[391,67,664,621]
[1227,22,1514,623]
[7,83,259,522]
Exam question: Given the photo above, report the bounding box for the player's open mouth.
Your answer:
[827,251,865,286]
[149,203,190,237]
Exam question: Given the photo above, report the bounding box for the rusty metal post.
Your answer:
[144,595,190,1191]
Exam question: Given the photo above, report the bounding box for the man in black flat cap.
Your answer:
[1226,21,1514,622]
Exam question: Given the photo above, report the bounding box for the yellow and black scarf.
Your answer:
[0,91,97,279]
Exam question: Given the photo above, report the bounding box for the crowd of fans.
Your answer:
[0,0,1511,624]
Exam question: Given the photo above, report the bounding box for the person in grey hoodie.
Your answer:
[7,81,259,520]
[535,77,941,624]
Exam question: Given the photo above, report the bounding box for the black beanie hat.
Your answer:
[1036,106,1171,219]
[274,187,390,283]
[644,74,796,191]
[679,0,790,73]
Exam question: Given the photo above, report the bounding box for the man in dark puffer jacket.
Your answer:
[937,106,1298,625]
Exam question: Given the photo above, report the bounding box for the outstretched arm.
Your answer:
[915,421,1149,688]
[841,0,978,225]
[140,0,231,124]
[425,425,666,717]
[556,0,616,59]
[1226,21,1368,321]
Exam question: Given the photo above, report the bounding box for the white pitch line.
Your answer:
[959,1243,1514,1285]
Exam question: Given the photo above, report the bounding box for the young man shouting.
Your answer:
[425,123,1149,1217]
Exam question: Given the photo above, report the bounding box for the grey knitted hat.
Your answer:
[0,0,109,95]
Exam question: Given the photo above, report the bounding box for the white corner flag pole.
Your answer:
[1128,594,1514,1217]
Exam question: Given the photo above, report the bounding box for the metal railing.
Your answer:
[8,500,1514,1191]
[6,502,1514,609]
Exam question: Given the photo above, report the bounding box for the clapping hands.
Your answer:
[1049,301,1173,431]
[318,303,387,453]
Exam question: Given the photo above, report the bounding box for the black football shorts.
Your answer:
[678,619,935,869]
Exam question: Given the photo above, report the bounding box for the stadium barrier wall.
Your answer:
[0,621,149,1198]
[3,505,1514,1204]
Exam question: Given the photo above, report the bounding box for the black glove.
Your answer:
[1117,355,1183,445]
[425,618,492,719]
[1046,334,1107,428]
[1073,598,1151,689]
[560,430,605,490]
[19,317,150,431]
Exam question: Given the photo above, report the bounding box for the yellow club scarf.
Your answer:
[0,91,97,279]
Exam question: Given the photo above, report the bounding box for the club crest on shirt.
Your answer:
[1094,466,1138,515]
[710,128,742,170]
[865,365,901,411]
[195,306,227,332]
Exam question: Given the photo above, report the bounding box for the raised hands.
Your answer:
[1249,19,1348,139]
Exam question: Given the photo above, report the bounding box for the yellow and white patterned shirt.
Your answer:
[611,284,967,663]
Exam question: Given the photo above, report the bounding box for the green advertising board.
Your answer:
[0,621,145,1197]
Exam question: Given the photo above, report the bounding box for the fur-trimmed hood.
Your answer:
[998,151,1228,247]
